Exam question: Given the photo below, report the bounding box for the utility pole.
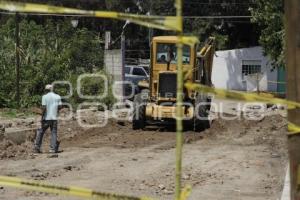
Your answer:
[105,31,111,50]
[121,33,126,101]
[285,0,300,199]
[256,72,260,94]
[15,13,20,107]
[148,1,153,48]
[121,20,129,101]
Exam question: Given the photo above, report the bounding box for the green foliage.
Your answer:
[0,108,35,119]
[184,18,229,50]
[147,0,258,50]
[49,72,116,110]
[2,1,260,60]
[71,71,115,108]
[0,0,274,110]
[73,71,116,108]
[250,0,284,67]
[0,17,104,108]
[0,109,18,118]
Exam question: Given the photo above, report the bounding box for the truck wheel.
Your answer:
[194,94,210,132]
[132,90,148,130]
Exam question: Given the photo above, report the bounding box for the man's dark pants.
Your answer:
[34,120,58,152]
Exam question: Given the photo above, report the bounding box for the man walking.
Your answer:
[34,84,62,153]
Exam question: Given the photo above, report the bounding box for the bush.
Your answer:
[55,72,116,110]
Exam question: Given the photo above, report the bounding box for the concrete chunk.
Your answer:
[4,128,35,145]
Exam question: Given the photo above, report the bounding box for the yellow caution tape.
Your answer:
[0,176,154,200]
[0,1,181,31]
[179,185,192,200]
[180,36,199,47]
[288,122,300,136]
[185,82,300,109]
[186,82,300,136]
[298,165,300,189]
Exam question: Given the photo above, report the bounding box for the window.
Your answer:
[141,66,149,75]
[156,43,191,64]
[242,60,262,79]
[132,68,146,76]
[124,67,131,74]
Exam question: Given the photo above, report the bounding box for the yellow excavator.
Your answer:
[132,36,215,131]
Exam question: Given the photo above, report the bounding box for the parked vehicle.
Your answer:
[124,65,149,99]
[138,64,150,75]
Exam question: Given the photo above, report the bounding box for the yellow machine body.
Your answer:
[132,36,215,129]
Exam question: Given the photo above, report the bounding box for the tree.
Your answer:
[0,0,271,108]
[0,17,104,107]
[250,0,284,67]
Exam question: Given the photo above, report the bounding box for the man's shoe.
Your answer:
[33,148,42,154]
[55,141,60,152]
[49,149,57,154]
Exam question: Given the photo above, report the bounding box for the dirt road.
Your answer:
[0,106,288,200]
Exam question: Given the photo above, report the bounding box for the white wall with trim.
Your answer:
[211,46,278,92]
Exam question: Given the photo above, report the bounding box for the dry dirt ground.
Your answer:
[0,102,288,200]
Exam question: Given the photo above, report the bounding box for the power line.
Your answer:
[183,2,254,5]
[183,16,251,19]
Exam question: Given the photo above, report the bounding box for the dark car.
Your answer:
[124,65,149,99]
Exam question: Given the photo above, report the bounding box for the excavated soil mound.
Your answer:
[0,114,287,161]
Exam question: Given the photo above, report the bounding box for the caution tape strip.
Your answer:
[0,1,192,199]
[0,176,154,200]
[185,82,300,109]
[186,82,300,136]
[288,122,300,136]
[180,36,199,46]
[0,1,181,31]
[298,165,300,189]
[179,186,192,200]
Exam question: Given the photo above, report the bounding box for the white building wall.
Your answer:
[212,46,277,92]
